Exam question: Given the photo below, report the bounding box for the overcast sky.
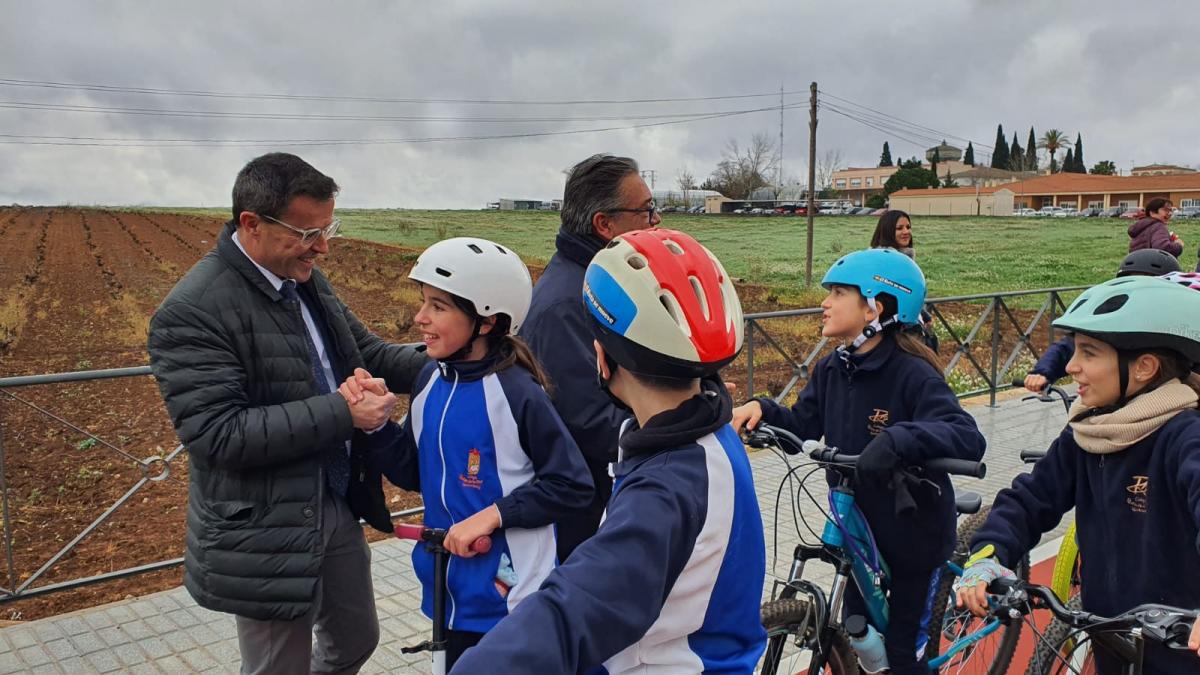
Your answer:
[1,0,1196,208]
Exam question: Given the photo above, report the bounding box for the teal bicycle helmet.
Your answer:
[1053,276,1200,407]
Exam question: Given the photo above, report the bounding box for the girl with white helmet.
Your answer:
[341,237,592,669]
[731,248,987,675]
[956,276,1200,673]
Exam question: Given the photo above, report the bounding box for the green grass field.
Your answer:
[147,207,1199,303]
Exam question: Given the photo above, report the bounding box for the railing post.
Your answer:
[989,296,1002,407]
[745,319,755,398]
[0,408,15,595]
[1048,290,1059,347]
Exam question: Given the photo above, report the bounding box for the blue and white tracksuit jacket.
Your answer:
[369,353,593,633]
[451,379,768,674]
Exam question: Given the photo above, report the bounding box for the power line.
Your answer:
[821,101,994,163]
[0,77,809,106]
[819,89,994,151]
[0,99,809,124]
[0,104,804,148]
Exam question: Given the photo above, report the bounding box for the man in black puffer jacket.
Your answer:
[148,153,426,674]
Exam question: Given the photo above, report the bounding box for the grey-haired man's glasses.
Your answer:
[258,214,342,246]
[605,201,658,223]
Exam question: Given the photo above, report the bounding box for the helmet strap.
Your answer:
[840,297,896,357]
[595,350,633,413]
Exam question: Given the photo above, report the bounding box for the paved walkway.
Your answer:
[0,391,1074,674]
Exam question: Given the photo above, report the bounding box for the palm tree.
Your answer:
[1038,129,1069,173]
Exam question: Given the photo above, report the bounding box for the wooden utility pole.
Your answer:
[805,82,817,287]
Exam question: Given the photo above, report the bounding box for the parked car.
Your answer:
[1101,206,1124,217]
[870,208,887,216]
[1052,208,1078,218]
[1177,207,1200,219]
[1014,208,1037,217]
[1119,208,1145,219]
[1037,206,1060,216]
[732,208,745,214]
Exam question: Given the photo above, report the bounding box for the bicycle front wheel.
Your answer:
[760,595,858,675]
[928,506,1030,675]
[1025,595,1096,675]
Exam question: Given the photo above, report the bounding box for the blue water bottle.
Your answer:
[845,614,889,674]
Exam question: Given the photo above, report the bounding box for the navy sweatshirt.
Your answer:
[756,336,987,570]
[972,411,1200,675]
[451,379,768,674]
[369,352,593,633]
[1031,335,1075,384]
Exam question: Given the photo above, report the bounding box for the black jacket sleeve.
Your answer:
[970,428,1078,567]
[885,374,986,463]
[522,298,626,465]
[1031,335,1075,383]
[148,301,353,471]
[493,372,594,528]
[754,373,825,452]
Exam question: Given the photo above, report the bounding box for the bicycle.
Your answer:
[394,522,491,675]
[987,578,1199,675]
[749,424,1030,675]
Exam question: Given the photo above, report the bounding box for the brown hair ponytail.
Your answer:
[875,292,943,375]
[481,315,555,394]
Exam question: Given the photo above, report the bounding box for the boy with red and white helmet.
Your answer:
[452,228,767,673]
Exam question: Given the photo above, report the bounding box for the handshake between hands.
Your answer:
[337,367,397,432]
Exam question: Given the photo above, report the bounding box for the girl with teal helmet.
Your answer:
[957,276,1200,674]
[733,248,986,675]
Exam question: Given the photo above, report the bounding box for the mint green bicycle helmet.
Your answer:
[1053,276,1200,406]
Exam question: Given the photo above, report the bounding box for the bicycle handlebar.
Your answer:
[987,578,1198,650]
[394,523,492,555]
[745,424,987,479]
[1019,448,1047,463]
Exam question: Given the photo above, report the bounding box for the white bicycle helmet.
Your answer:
[408,237,533,332]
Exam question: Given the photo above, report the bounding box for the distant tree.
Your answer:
[865,193,887,208]
[884,165,939,194]
[942,168,959,188]
[1072,133,1085,173]
[879,142,893,167]
[815,149,845,192]
[1010,133,1023,169]
[704,133,778,198]
[1090,160,1118,175]
[963,142,975,166]
[1039,129,1069,173]
[930,148,941,179]
[1063,149,1075,174]
[991,124,1010,169]
[1026,127,1038,170]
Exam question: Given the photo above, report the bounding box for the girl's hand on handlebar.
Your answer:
[445,505,501,557]
[731,400,763,433]
[1023,374,1048,393]
[1189,617,1200,656]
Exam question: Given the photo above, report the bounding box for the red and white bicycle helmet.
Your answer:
[582,228,743,379]
[1161,271,1200,291]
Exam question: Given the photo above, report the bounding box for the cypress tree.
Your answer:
[1026,127,1037,172]
[879,142,893,167]
[991,124,1010,169]
[963,142,975,165]
[1073,134,1085,173]
[1010,133,1023,170]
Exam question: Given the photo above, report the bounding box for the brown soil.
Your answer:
[0,207,1057,621]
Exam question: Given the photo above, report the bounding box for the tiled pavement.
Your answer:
[0,390,1075,674]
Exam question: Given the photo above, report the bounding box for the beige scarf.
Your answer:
[1068,379,1199,454]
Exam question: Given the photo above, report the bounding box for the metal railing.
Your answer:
[743,285,1086,406]
[0,288,1083,605]
[0,366,422,605]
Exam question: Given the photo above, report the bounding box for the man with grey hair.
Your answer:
[519,154,660,561]
[148,152,426,673]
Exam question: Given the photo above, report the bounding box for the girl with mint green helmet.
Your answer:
[956,276,1200,674]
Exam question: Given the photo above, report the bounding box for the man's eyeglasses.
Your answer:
[258,213,342,246]
[606,202,658,222]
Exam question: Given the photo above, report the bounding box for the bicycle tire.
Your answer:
[760,594,859,675]
[927,505,1030,675]
[1024,595,1095,675]
[1049,521,1079,602]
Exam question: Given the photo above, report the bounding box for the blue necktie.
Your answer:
[281,280,350,497]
